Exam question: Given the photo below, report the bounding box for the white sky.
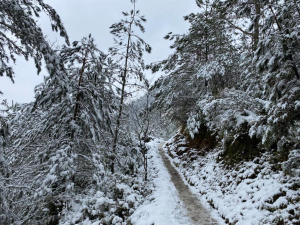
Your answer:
[0,0,198,104]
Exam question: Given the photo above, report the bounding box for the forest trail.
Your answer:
[158,143,218,225]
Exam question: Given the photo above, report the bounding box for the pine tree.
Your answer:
[109,0,151,173]
[148,1,238,125]
[6,35,116,224]
[216,0,266,97]
[0,0,69,86]
[217,0,263,51]
[0,101,11,225]
[253,0,300,153]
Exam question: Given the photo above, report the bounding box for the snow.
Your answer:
[165,133,300,225]
[57,139,193,225]
[130,139,192,225]
[187,90,267,141]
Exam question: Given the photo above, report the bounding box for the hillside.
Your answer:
[164,131,300,224]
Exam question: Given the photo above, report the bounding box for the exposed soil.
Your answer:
[159,143,218,225]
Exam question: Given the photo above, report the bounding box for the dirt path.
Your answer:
[158,143,218,225]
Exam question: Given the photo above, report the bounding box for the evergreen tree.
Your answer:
[109,0,151,173]
[6,35,116,224]
[217,0,263,51]
[0,0,69,86]
[148,1,238,125]
[216,0,266,97]
[0,101,11,225]
[253,0,300,153]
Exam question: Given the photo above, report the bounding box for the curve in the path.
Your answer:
[159,143,218,225]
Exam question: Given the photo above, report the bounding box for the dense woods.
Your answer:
[1,0,300,224]
[150,0,300,163]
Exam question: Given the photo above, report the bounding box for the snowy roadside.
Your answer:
[130,139,192,225]
[163,145,225,225]
[165,133,300,225]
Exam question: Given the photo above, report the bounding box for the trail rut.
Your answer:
[158,143,218,225]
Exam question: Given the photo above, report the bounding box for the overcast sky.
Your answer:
[1,0,199,104]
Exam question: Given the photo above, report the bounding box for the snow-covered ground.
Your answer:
[57,138,197,225]
[130,139,192,225]
[165,133,300,225]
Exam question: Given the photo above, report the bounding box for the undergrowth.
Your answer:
[165,129,300,225]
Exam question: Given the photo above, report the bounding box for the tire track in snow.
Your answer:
[159,143,218,225]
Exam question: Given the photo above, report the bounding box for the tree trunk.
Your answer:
[269,5,300,79]
[111,22,133,174]
[144,155,147,181]
[71,47,89,139]
[253,0,260,51]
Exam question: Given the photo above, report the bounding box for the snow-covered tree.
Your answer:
[0,101,11,225]
[6,35,116,224]
[0,0,69,86]
[109,0,151,173]
[253,0,300,154]
[128,86,153,181]
[148,2,238,126]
